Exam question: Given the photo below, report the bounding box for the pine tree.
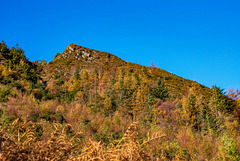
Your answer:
[210,86,233,114]
[188,94,198,128]
[150,78,169,101]
[74,68,80,80]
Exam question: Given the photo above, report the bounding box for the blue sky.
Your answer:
[1,0,239,90]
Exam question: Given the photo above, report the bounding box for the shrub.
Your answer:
[219,133,239,161]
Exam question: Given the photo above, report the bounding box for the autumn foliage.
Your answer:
[0,42,239,160]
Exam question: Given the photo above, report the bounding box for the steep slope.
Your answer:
[0,42,239,160]
[54,43,126,66]
[44,43,211,99]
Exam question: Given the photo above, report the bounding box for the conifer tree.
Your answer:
[188,94,198,128]
[74,68,80,80]
[210,86,233,114]
[150,78,169,102]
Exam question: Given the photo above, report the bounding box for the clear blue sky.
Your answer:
[1,0,239,90]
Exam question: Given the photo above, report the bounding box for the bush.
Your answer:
[219,133,239,161]
[160,140,191,160]
[0,87,10,102]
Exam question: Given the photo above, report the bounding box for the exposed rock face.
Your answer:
[59,44,97,62]
[52,43,126,69]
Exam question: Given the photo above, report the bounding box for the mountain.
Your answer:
[45,43,211,99]
[0,41,239,160]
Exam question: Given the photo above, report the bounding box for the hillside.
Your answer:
[0,41,239,160]
[45,43,211,99]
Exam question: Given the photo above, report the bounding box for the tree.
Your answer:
[205,86,233,134]
[188,94,198,128]
[0,40,9,53]
[54,52,61,59]
[74,68,80,80]
[210,86,233,114]
[104,96,113,116]
[227,88,240,120]
[150,78,169,102]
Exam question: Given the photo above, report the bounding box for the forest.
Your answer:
[0,41,240,160]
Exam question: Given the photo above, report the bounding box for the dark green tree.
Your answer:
[0,41,9,53]
[188,94,198,129]
[150,78,169,101]
[74,68,80,80]
[54,52,61,59]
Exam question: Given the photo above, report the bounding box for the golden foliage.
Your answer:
[0,119,166,161]
[69,122,165,161]
[0,119,83,161]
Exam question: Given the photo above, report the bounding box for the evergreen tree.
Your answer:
[150,78,169,101]
[210,86,233,114]
[0,41,9,53]
[54,52,60,59]
[74,68,80,80]
[188,94,198,128]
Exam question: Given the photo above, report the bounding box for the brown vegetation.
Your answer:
[0,42,240,160]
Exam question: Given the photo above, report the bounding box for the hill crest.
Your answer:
[46,43,211,98]
[54,43,125,65]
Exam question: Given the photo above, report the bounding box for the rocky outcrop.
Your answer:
[60,44,97,62]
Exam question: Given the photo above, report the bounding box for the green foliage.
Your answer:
[0,108,3,118]
[210,86,233,114]
[66,59,72,65]
[54,113,65,123]
[24,65,38,82]
[133,72,140,86]
[0,40,9,53]
[30,112,40,122]
[141,66,148,75]
[40,112,65,123]
[188,94,198,128]
[0,110,18,127]
[74,68,80,80]
[150,78,169,101]
[219,133,239,161]
[56,78,64,86]
[160,140,191,160]
[95,132,122,146]
[205,111,221,134]
[67,90,77,102]
[35,124,43,139]
[147,93,156,107]
[54,52,60,59]
[0,87,10,102]
[104,83,117,116]
[0,42,239,160]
